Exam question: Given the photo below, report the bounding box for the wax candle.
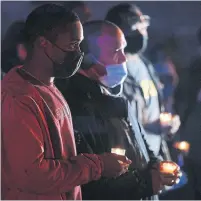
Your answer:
[160,161,179,174]
[111,148,126,156]
[160,112,172,126]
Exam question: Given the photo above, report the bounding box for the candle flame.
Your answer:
[160,161,178,174]
[111,148,126,156]
[174,141,190,152]
[160,113,172,125]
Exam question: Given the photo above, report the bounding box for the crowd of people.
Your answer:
[1,2,201,200]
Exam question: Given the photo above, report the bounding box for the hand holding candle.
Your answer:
[160,161,179,174]
[159,161,181,186]
[111,148,126,156]
[111,148,130,168]
[99,152,132,178]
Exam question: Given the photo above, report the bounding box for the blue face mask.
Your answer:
[99,63,128,88]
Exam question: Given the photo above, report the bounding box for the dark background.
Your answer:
[1,1,201,68]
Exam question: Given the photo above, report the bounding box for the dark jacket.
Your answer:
[113,54,164,157]
[58,73,159,200]
[179,102,201,163]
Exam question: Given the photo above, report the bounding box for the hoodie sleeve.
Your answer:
[1,93,103,195]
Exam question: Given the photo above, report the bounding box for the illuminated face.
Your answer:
[97,27,127,66]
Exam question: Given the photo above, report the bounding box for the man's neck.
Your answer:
[23,58,54,86]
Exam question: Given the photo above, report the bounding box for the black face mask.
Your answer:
[125,30,148,54]
[45,43,84,78]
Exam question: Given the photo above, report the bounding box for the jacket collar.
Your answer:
[68,73,122,100]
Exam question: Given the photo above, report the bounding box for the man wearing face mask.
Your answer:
[57,20,181,200]
[1,4,131,200]
[105,3,180,159]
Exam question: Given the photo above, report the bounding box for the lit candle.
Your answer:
[160,113,172,126]
[174,141,190,153]
[111,148,128,166]
[111,148,126,156]
[160,161,179,174]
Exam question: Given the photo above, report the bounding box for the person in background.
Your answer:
[105,3,180,159]
[180,86,201,200]
[56,20,181,200]
[162,66,201,200]
[1,4,130,200]
[63,1,92,23]
[31,1,92,23]
[149,43,179,113]
[1,20,27,76]
[176,26,201,200]
[174,25,201,123]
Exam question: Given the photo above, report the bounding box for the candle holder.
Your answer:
[160,161,179,175]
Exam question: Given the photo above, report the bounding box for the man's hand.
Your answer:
[160,114,181,135]
[99,153,132,178]
[150,162,182,194]
[170,115,181,134]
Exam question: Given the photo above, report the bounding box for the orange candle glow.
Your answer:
[160,113,172,126]
[174,141,190,152]
[111,148,126,156]
[160,161,179,174]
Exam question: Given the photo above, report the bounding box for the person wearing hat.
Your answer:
[105,3,180,159]
[1,4,131,200]
[56,20,181,200]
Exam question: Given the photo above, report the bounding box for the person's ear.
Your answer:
[38,36,48,48]
[17,43,27,61]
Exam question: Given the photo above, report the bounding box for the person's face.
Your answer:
[43,20,84,63]
[38,20,84,78]
[97,28,127,66]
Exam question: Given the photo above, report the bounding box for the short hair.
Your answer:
[81,20,119,56]
[24,3,79,47]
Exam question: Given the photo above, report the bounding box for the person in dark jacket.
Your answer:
[56,20,181,200]
[176,66,201,200]
[105,3,180,159]
[160,72,201,200]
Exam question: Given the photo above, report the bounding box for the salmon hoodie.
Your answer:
[1,66,103,200]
